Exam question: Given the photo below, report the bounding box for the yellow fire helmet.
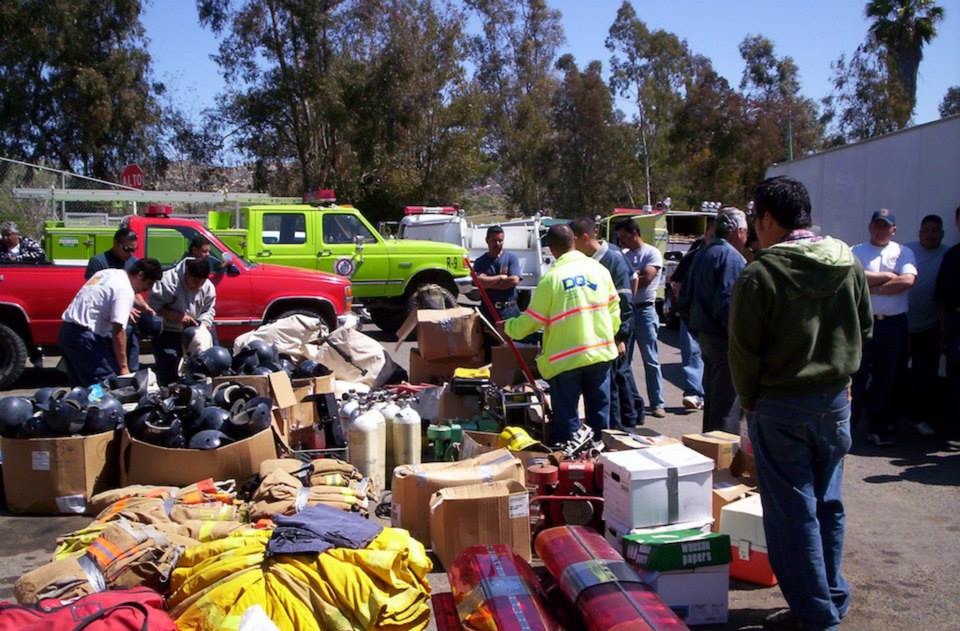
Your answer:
[497,426,540,452]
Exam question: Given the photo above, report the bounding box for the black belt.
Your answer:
[493,300,517,310]
[634,301,654,308]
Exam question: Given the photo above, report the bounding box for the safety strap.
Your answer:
[564,528,658,628]
[76,554,107,593]
[636,450,680,524]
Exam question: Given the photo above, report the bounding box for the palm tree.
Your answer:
[865,0,945,120]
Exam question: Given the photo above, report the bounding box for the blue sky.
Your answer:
[145,0,960,132]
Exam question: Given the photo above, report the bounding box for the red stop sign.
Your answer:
[120,164,144,189]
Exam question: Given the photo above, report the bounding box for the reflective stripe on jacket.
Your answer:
[505,250,620,379]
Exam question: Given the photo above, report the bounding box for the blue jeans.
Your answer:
[547,361,612,444]
[126,323,140,372]
[610,354,641,428]
[152,330,184,386]
[59,321,120,387]
[679,321,704,397]
[748,388,852,630]
[628,304,664,409]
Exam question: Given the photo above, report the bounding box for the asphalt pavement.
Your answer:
[0,326,958,630]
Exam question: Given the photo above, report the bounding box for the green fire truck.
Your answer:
[207,201,469,333]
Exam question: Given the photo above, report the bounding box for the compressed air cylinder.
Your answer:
[347,407,386,492]
[392,404,422,469]
[378,400,402,475]
[448,544,560,631]
[535,526,688,631]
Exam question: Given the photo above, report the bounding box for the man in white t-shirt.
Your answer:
[851,209,917,446]
[59,258,163,386]
[616,218,665,418]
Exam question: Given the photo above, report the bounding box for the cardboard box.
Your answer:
[119,427,277,487]
[601,429,680,451]
[600,443,714,530]
[490,344,540,386]
[429,480,531,569]
[622,528,731,572]
[2,431,119,514]
[719,493,777,586]
[632,563,730,626]
[711,470,754,533]
[408,347,487,385]
[213,371,302,444]
[212,371,298,404]
[391,448,524,544]
[397,307,484,361]
[681,431,740,471]
[460,430,553,471]
[438,387,483,421]
[603,515,714,551]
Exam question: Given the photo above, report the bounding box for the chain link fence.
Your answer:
[0,157,146,237]
[0,158,298,239]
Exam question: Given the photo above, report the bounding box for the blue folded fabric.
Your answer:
[266,503,383,557]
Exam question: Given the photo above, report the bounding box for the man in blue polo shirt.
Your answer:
[474,226,521,322]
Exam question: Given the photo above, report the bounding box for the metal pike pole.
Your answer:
[463,256,552,421]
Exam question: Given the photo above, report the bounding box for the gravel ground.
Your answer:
[1,325,958,630]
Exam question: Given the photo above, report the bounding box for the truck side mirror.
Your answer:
[354,234,365,255]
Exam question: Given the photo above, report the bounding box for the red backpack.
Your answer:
[0,587,176,631]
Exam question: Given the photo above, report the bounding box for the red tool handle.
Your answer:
[464,255,552,419]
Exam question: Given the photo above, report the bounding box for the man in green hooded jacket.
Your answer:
[730,176,872,631]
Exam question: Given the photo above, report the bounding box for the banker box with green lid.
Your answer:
[622,528,731,572]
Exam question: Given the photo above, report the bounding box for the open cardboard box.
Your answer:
[213,371,302,444]
[408,348,487,385]
[460,430,554,471]
[2,431,119,514]
[395,306,486,361]
[601,428,679,451]
[391,448,524,544]
[429,480,531,570]
[119,427,277,487]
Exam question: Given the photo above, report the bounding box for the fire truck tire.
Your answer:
[271,309,332,336]
[0,323,28,389]
[368,306,406,336]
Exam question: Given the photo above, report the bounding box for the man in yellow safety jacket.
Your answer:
[501,224,620,445]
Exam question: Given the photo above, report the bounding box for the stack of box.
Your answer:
[396,307,487,384]
[429,480,531,569]
[719,493,777,586]
[391,448,524,546]
[600,443,715,547]
[622,528,732,626]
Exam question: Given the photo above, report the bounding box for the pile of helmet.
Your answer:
[126,380,275,450]
[231,340,331,379]
[0,387,125,439]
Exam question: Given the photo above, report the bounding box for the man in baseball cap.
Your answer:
[0,221,45,263]
[851,208,917,446]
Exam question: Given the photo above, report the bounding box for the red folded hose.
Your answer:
[536,526,689,631]
[448,544,560,631]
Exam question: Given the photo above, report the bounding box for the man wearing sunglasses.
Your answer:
[84,227,157,371]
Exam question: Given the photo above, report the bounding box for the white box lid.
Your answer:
[601,443,715,481]
[718,493,766,548]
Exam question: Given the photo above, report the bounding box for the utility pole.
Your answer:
[786,110,794,161]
